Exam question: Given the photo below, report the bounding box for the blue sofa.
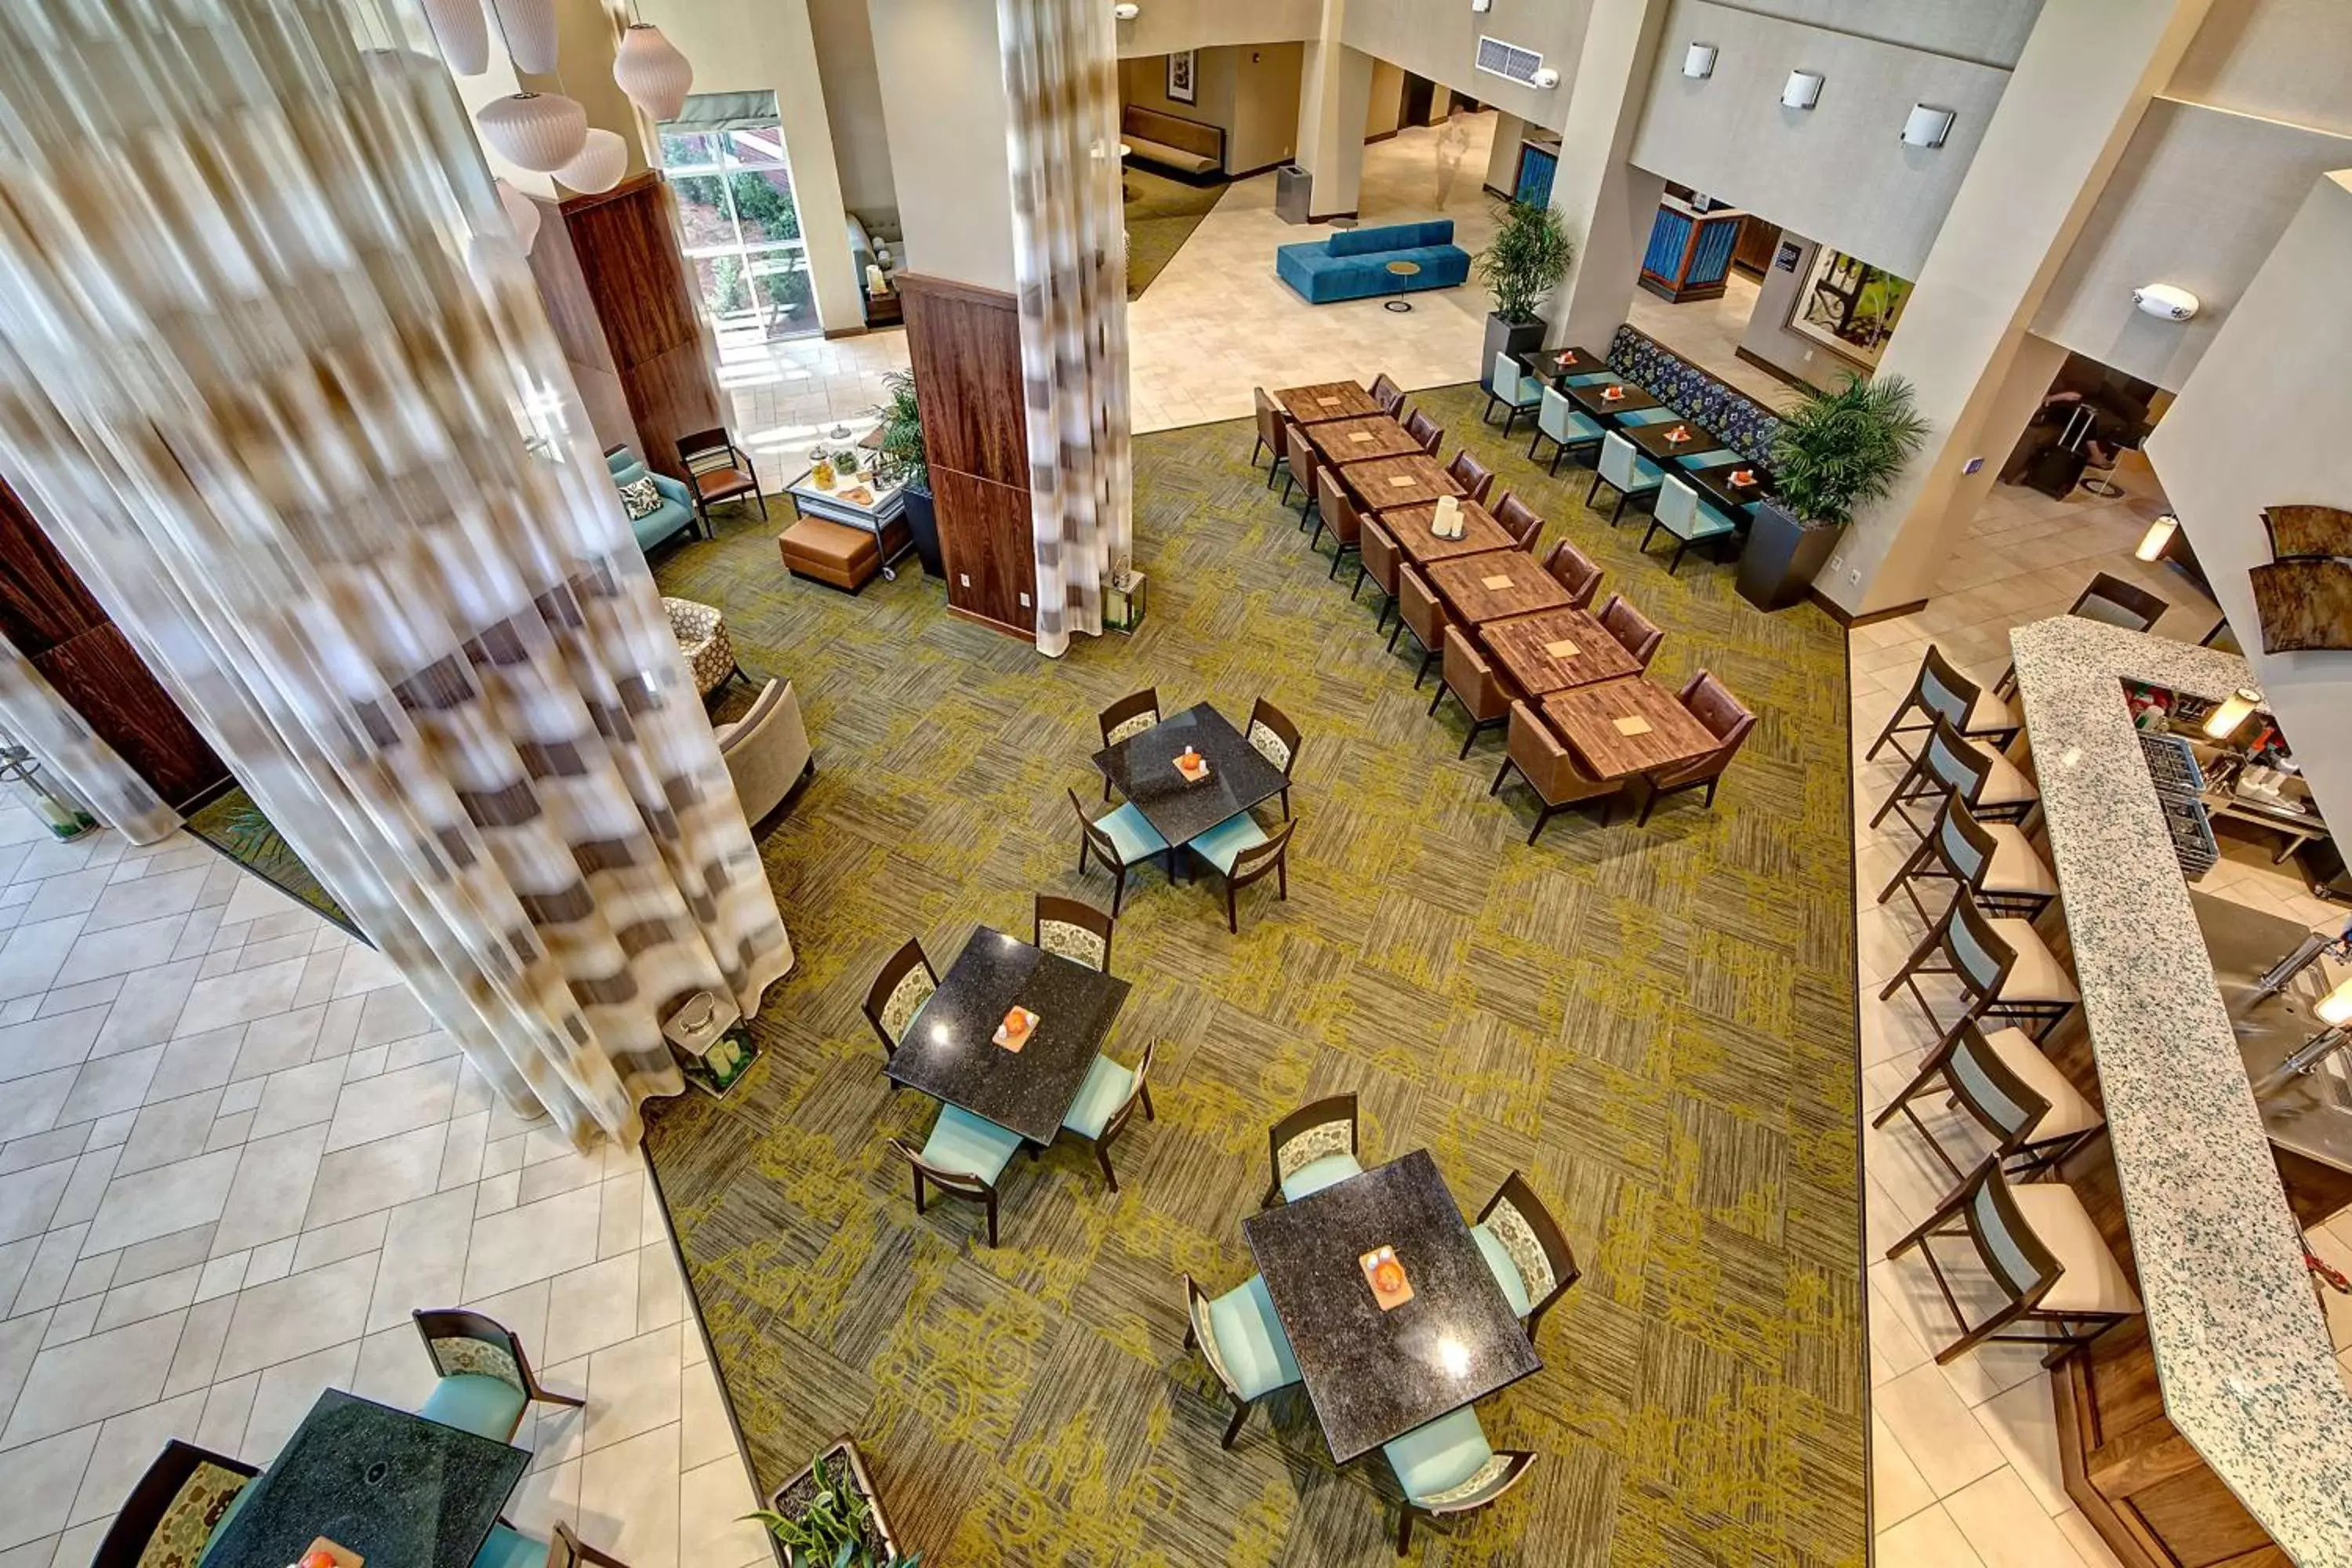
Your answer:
[604,446,699,554]
[1275,220,1472,305]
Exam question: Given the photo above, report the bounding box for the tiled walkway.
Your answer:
[0,822,769,1568]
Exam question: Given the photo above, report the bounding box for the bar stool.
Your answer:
[1873,1018,2104,1181]
[1872,714,2038,840]
[1881,885,2078,1043]
[1878,791,2057,924]
[1886,1164,2140,1364]
[1867,645,2019,764]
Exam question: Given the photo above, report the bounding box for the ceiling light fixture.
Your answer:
[1782,70,1824,110]
[476,92,588,172]
[487,0,558,74]
[558,128,629,194]
[613,23,693,121]
[1113,2,1141,16]
[421,0,489,74]
[2136,514,2179,561]
[2134,283,2200,321]
[1684,43,1717,79]
[494,179,541,252]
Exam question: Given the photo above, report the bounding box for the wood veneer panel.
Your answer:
[0,477,108,655]
[931,468,1035,637]
[622,340,725,482]
[32,623,226,808]
[898,273,1029,489]
[561,175,720,481]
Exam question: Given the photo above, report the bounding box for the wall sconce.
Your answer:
[2203,686,2262,742]
[2135,514,2179,561]
[2321,977,2352,1029]
[1112,2,1139,18]
[2134,283,2200,321]
[1782,71,1824,110]
[1901,103,1955,147]
[1684,43,1717,79]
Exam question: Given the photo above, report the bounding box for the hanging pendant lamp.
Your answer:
[489,0,560,74]
[557,129,629,195]
[420,0,489,74]
[495,180,542,252]
[476,92,588,172]
[613,24,693,120]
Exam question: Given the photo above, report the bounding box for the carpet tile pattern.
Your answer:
[643,383,1864,1565]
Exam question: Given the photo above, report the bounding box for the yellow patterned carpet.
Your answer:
[644,383,1864,1566]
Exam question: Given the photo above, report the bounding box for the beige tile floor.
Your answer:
[0,825,769,1568]
[1624,270,1809,414]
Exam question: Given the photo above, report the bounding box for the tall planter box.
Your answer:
[901,483,944,579]
[1736,499,1842,612]
[1480,314,1544,392]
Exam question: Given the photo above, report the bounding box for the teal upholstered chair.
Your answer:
[1642,476,1740,575]
[1469,1172,1582,1332]
[601,445,696,554]
[891,1102,1025,1247]
[1530,386,1604,474]
[470,1520,629,1568]
[1069,787,1171,916]
[1062,1039,1156,1190]
[412,1310,583,1442]
[1261,1092,1363,1207]
[1181,1271,1303,1447]
[1587,433,1665,527]
[1483,352,1545,435]
[93,1439,257,1568]
[1381,1405,1538,1555]
[1189,813,1294,933]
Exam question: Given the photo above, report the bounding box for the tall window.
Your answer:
[658,92,816,345]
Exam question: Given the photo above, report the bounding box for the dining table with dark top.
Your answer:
[1427,551,1575,625]
[1541,676,1721,780]
[1242,1149,1540,1465]
[1272,381,1383,423]
[1379,498,1519,568]
[1479,607,1643,695]
[1301,414,1422,467]
[887,925,1131,1144]
[1343,453,1462,510]
[1563,380,1660,422]
[198,1389,528,1568]
[1686,458,1773,517]
[1516,345,1610,384]
[1623,416,1725,463]
[1092,702,1290,851]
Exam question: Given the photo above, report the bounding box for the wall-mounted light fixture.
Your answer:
[1900,103,1955,147]
[1683,42,1717,79]
[2203,686,2263,742]
[2320,976,2352,1029]
[1782,71,1824,111]
[2133,283,2200,321]
[1113,2,1139,18]
[2135,514,2179,561]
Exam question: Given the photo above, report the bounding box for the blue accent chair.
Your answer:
[1483,352,1545,435]
[1061,1040,1156,1191]
[1275,220,1472,305]
[411,1309,583,1443]
[1588,433,1666,527]
[891,1102,1026,1246]
[1530,386,1605,474]
[1381,1405,1540,1555]
[1181,1271,1304,1447]
[1069,787,1174,916]
[604,446,697,554]
[1263,1093,1365,1207]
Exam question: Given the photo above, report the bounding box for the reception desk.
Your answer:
[2008,617,2352,1567]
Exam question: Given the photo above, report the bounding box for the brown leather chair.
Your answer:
[1543,538,1602,608]
[1596,593,1664,669]
[1444,450,1495,506]
[1282,421,1321,521]
[1403,407,1443,455]
[1356,517,1401,630]
[1432,625,1519,758]
[1640,670,1755,822]
[677,426,766,524]
[1493,492,1543,552]
[1490,702,1623,844]
[1392,564,1448,688]
[1258,393,1296,490]
[1314,472,1362,579]
[1369,372,1406,416]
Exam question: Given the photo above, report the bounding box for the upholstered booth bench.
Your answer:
[1275,220,1472,306]
[1121,105,1223,177]
[1604,324,1784,464]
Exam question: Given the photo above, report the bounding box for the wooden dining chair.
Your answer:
[1880,885,2079,1044]
[1639,670,1753,822]
[860,937,938,1083]
[1250,387,1287,475]
[1181,1270,1303,1448]
[1384,1406,1539,1557]
[1062,1039,1156,1191]
[1282,421,1322,519]
[1596,593,1663,669]
[1356,517,1402,630]
[1403,407,1443,455]
[1444,449,1496,506]
[1192,815,1295,932]
[1491,701,1622,844]
[1874,1018,2104,1183]
[1098,687,1161,798]
[1886,1164,2139,1365]
[411,1309,584,1441]
[1433,626,1519,758]
[93,1440,259,1568]
[1312,469,1362,578]
[1867,644,2019,764]
[1392,565,1450,688]
[676,426,767,525]
[1263,1092,1362,1206]
[890,1103,1025,1247]
[1871,713,2040,840]
[1034,893,1115,973]
[1472,1172,1582,1331]
[1369,371,1406,416]
[1245,697,1301,818]
[1542,538,1602,609]
[1492,492,1543,552]
[1876,791,2056,925]
[1992,572,2169,696]
[1068,787,1171,916]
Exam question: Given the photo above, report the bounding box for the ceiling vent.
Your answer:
[1475,36,1544,87]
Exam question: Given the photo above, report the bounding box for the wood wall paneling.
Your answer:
[524,193,640,459]
[898,272,1034,641]
[561,174,723,481]
[0,480,107,655]
[31,624,226,808]
[931,469,1036,636]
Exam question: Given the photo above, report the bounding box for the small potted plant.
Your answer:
[745,1439,919,1567]
[1740,372,1930,611]
[870,368,940,579]
[1474,201,1573,393]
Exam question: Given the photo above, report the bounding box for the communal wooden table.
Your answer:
[1345,454,1461,510]
[1381,499,1517,567]
[1301,415,1422,466]
[1479,607,1641,695]
[1427,551,1573,625]
[1272,381,1382,423]
[1540,677,1718,780]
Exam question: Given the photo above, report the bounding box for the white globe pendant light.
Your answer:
[557,129,628,195]
[489,0,559,74]
[419,0,488,74]
[495,180,542,252]
[476,92,587,172]
[613,24,693,121]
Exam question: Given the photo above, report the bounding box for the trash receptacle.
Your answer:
[1737,500,1841,612]
[1275,165,1313,225]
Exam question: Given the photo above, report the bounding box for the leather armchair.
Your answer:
[1433,626,1517,757]
[1493,702,1621,844]
[1642,670,1755,821]
[717,679,811,828]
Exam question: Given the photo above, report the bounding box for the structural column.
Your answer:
[1538,0,1671,355]
[1295,3,1371,221]
[1820,0,2215,616]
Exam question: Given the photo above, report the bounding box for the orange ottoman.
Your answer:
[778,517,880,592]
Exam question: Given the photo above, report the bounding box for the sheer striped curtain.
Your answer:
[0,630,180,844]
[0,0,791,1147]
[996,0,1132,658]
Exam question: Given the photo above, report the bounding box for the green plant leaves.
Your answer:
[1765,372,1929,529]
[1475,202,1573,325]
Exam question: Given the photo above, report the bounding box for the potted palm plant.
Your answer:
[871,368,941,580]
[745,1439,920,1567]
[1474,201,1573,393]
[1739,372,1930,612]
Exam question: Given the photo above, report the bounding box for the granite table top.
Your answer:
[200,1388,527,1568]
[1242,1150,1539,1464]
[886,926,1130,1145]
[2009,615,2352,1563]
[1091,702,1289,848]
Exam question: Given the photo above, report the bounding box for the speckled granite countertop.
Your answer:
[2010,616,2352,1564]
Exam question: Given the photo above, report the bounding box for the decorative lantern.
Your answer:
[614,24,693,121]
[420,0,489,74]
[557,129,628,195]
[475,92,587,173]
[489,0,560,74]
